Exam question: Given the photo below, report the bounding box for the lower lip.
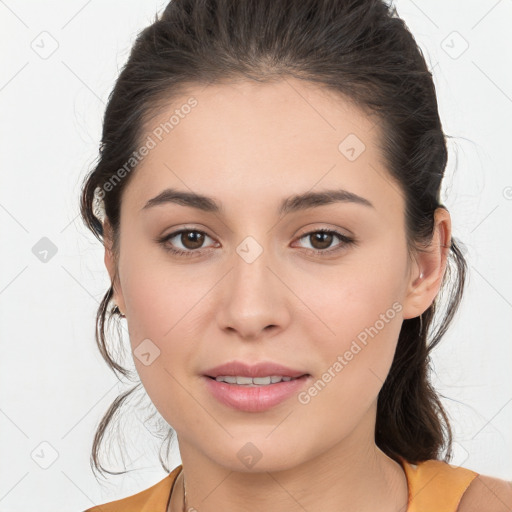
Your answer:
[203,375,311,412]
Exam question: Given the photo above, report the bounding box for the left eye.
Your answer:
[294,229,354,253]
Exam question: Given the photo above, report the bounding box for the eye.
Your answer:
[156,227,355,258]
[294,228,355,255]
[157,228,217,258]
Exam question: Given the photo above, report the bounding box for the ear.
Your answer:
[103,219,126,315]
[401,207,452,320]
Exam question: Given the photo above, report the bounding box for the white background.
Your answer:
[1,0,511,510]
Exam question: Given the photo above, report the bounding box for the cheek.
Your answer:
[295,246,406,343]
[292,245,406,400]
[294,279,404,434]
[119,232,206,337]
[120,271,200,426]
[122,271,207,380]
[117,237,223,415]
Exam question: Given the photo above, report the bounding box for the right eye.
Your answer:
[157,229,218,257]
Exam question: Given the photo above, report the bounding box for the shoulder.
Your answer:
[458,473,512,512]
[82,466,181,512]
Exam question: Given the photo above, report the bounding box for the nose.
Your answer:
[216,241,292,340]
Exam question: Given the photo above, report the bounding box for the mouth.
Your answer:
[203,360,310,381]
[202,373,312,412]
[205,374,310,386]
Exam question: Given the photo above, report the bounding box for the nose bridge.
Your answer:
[216,232,289,338]
[230,233,275,304]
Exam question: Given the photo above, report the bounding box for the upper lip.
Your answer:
[203,360,309,379]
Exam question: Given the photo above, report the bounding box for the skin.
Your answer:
[103,78,452,512]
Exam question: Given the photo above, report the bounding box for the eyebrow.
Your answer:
[141,187,374,215]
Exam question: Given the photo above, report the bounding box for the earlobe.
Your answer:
[103,219,116,282]
[401,207,452,320]
[102,219,126,315]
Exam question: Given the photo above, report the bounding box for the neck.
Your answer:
[169,409,408,512]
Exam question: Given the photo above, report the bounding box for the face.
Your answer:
[105,78,446,472]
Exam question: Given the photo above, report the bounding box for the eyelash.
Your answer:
[156,227,355,258]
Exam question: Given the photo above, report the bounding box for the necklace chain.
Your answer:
[182,468,188,512]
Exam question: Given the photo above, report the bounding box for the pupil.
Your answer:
[312,232,331,250]
[183,231,204,249]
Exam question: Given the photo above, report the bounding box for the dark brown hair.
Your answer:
[79,0,467,478]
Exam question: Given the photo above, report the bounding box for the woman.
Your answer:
[80,0,512,510]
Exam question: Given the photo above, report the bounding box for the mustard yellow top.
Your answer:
[83,458,479,512]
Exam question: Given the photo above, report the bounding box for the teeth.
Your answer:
[214,375,296,385]
[217,376,237,384]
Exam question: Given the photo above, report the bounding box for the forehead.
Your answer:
[123,78,404,219]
